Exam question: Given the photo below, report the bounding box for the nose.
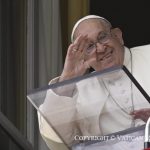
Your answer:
[96,43,106,53]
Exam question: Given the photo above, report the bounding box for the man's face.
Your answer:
[74,19,125,71]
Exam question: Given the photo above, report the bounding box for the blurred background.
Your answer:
[0,0,149,149]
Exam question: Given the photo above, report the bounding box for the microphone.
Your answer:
[144,117,150,150]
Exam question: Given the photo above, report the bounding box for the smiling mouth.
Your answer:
[99,50,113,62]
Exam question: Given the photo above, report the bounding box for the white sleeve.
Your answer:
[38,77,80,147]
[38,112,69,150]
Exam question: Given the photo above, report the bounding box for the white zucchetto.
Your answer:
[71,15,111,42]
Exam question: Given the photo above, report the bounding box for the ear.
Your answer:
[111,28,124,45]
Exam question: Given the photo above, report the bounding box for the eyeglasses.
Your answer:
[86,31,112,53]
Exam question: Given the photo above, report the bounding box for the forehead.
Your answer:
[74,19,106,38]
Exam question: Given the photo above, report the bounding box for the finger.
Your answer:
[131,110,149,122]
[77,35,88,52]
[73,34,83,51]
[130,110,144,117]
[138,109,150,119]
[83,60,90,69]
[131,108,150,115]
[133,114,148,122]
[83,57,96,69]
[72,35,89,61]
[67,44,77,57]
[131,112,142,119]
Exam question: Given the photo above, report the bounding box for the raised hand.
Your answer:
[59,35,94,82]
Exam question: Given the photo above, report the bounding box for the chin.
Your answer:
[95,61,121,72]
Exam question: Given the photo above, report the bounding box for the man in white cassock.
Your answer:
[38,15,150,150]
